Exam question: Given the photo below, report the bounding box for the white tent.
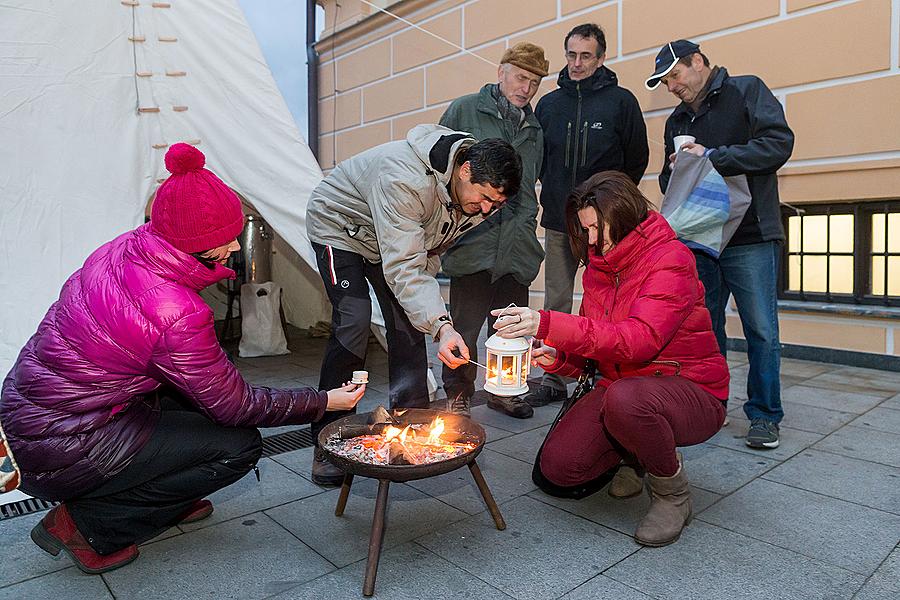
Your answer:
[0,0,328,380]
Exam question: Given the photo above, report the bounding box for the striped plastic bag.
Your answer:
[661,151,751,258]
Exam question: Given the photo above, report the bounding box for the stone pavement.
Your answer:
[1,328,899,600]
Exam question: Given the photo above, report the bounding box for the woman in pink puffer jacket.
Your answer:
[0,144,364,574]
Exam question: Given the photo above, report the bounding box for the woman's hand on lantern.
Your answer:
[326,382,366,411]
[531,342,558,367]
[437,325,469,368]
[490,306,540,338]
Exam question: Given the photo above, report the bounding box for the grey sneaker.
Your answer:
[746,419,780,449]
[487,394,534,419]
[523,385,567,407]
[447,393,471,417]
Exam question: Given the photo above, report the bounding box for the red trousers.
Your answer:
[540,376,725,484]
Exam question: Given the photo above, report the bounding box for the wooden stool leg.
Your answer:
[468,460,506,530]
[362,479,390,597]
[334,473,354,517]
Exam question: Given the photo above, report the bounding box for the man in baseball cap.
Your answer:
[648,38,795,452]
[645,39,700,90]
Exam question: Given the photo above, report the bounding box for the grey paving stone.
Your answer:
[833,365,900,385]
[486,425,548,462]
[604,521,864,600]
[706,415,824,461]
[780,358,833,379]
[270,446,315,481]
[779,399,859,435]
[417,495,636,600]
[882,393,900,410]
[781,384,888,414]
[405,449,536,515]
[814,426,900,467]
[763,450,900,514]
[727,353,748,369]
[849,406,900,434]
[0,567,113,600]
[530,483,719,538]
[268,542,513,599]
[104,512,333,599]
[699,478,900,575]
[180,457,323,531]
[561,574,653,599]
[0,511,70,587]
[803,372,900,398]
[470,402,559,433]
[265,478,467,568]
[481,423,515,442]
[679,443,779,494]
[854,545,900,600]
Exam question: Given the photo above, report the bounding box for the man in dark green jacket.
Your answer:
[439,43,548,418]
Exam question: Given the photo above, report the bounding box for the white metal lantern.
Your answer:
[483,333,531,396]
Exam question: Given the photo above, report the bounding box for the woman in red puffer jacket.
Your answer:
[0,144,364,574]
[492,170,728,547]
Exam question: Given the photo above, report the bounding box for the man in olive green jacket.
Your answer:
[439,43,548,419]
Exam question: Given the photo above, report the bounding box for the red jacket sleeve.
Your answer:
[541,254,697,364]
[151,308,327,427]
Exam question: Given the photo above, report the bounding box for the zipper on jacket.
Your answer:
[564,122,572,168]
[572,85,583,187]
[580,120,589,166]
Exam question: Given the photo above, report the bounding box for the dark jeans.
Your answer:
[311,243,429,444]
[442,271,529,401]
[67,392,262,554]
[693,241,784,424]
[539,377,725,485]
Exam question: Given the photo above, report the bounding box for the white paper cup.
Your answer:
[351,370,369,385]
[674,135,696,152]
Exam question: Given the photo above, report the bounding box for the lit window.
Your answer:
[781,202,900,306]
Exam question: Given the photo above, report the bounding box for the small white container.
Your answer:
[674,134,696,152]
[351,370,369,385]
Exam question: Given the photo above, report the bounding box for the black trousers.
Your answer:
[441,271,529,400]
[66,391,262,554]
[311,243,429,444]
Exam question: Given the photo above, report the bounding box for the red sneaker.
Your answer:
[178,499,213,524]
[30,504,138,574]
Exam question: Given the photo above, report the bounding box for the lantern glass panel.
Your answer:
[487,352,498,385]
[500,355,515,385]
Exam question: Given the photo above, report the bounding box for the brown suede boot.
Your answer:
[634,463,692,547]
[608,465,644,499]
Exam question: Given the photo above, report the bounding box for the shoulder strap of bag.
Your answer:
[531,360,615,499]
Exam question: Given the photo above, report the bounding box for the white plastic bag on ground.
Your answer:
[239,282,290,357]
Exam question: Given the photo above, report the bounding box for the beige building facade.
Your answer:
[313,0,900,361]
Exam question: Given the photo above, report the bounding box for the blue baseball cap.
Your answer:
[645,39,701,90]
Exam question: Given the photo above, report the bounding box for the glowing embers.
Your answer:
[324,409,477,466]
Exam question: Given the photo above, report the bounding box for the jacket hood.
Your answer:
[557,65,618,93]
[406,124,476,184]
[129,224,236,291]
[588,211,675,274]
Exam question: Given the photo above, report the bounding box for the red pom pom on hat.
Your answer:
[164,142,206,175]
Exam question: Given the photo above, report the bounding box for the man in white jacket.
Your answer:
[306,124,522,484]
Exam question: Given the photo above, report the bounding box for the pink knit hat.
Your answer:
[150,143,245,253]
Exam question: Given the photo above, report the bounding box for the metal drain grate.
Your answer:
[0,497,59,521]
[261,426,314,457]
[0,427,315,521]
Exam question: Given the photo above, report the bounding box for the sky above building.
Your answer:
[238,0,324,142]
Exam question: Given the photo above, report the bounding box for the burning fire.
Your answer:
[325,412,476,466]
